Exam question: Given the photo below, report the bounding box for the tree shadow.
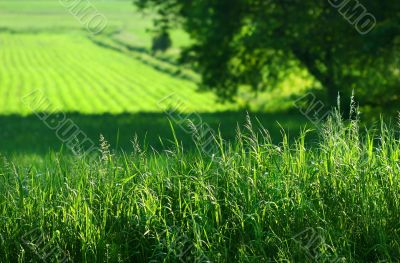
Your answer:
[0,111,311,156]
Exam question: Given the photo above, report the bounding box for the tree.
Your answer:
[134,0,400,106]
[152,31,172,53]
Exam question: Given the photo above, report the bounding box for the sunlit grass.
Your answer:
[1,110,399,262]
[0,32,230,114]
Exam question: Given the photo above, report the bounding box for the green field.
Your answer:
[0,0,312,114]
[0,5,222,114]
[0,0,224,114]
[0,32,228,114]
[1,1,399,262]
[0,0,310,155]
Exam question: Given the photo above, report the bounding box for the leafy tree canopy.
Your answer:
[134,0,400,106]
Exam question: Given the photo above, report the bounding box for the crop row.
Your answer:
[0,33,229,114]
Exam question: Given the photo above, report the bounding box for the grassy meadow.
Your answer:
[2,112,400,262]
[0,1,399,262]
[0,0,311,156]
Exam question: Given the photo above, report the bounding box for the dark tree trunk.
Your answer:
[292,48,340,108]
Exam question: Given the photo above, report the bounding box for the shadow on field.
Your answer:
[0,111,311,155]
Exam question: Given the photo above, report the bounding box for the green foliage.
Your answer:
[134,0,400,106]
[151,31,172,53]
[1,112,400,262]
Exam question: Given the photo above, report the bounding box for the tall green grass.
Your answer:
[0,110,399,262]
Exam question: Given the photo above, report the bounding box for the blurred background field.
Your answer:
[0,0,314,156]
